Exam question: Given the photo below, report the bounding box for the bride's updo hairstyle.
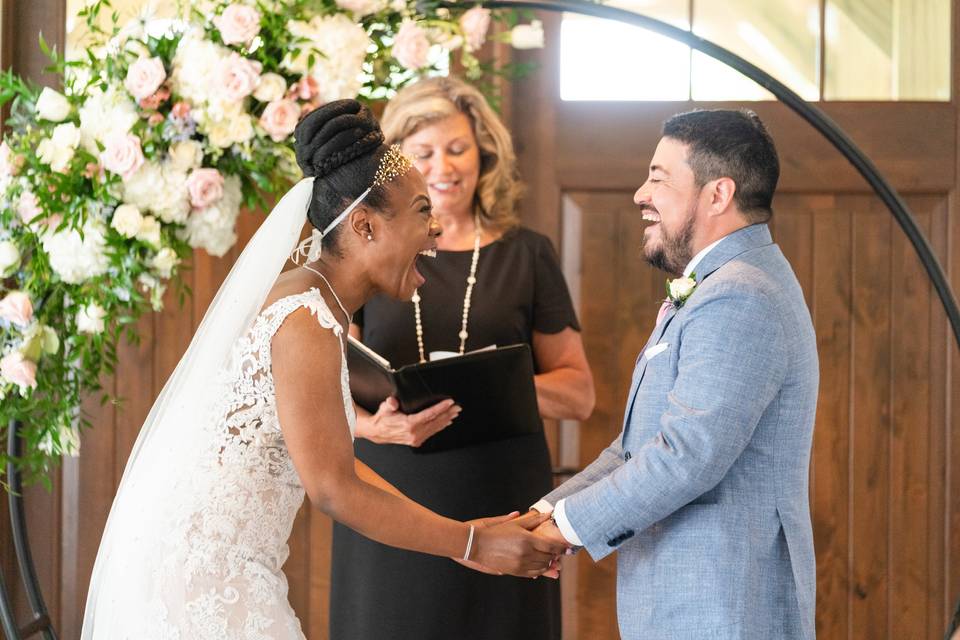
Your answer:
[294,99,394,254]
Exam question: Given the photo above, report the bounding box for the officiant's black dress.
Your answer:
[329,227,579,640]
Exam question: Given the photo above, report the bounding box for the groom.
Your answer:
[533,109,818,639]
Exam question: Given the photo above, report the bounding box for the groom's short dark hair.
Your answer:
[662,109,779,224]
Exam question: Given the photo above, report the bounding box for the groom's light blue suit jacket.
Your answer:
[544,224,818,639]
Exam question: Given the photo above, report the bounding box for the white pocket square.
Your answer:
[644,342,669,361]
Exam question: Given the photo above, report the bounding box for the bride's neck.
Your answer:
[304,257,371,321]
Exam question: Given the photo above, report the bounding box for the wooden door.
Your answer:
[506,12,960,640]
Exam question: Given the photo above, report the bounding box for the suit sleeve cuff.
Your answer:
[530,499,554,513]
[552,499,584,546]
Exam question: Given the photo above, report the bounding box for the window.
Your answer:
[560,0,949,102]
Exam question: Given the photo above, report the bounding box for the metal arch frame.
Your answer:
[1,420,56,640]
[449,0,960,350]
[0,2,958,639]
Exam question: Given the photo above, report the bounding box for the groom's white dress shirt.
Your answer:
[531,235,727,546]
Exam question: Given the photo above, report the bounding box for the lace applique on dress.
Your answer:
[141,288,355,639]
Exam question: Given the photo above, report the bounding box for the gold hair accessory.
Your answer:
[372,144,413,188]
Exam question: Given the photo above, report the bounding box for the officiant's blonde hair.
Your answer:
[381,76,522,233]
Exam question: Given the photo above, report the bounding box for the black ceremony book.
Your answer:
[347,336,543,453]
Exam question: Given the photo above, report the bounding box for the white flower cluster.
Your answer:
[182,174,243,257]
[282,14,371,103]
[41,219,110,285]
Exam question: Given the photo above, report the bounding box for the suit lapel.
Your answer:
[620,224,775,435]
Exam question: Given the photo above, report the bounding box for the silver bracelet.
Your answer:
[462,525,476,561]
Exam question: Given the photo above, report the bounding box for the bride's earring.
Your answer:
[367,233,373,241]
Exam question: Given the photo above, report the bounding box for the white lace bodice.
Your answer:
[143,288,355,639]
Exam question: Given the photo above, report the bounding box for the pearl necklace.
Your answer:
[413,215,482,364]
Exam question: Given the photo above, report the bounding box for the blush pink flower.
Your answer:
[124,57,167,101]
[217,53,263,102]
[171,101,192,120]
[393,20,430,70]
[0,351,37,391]
[460,6,491,52]
[259,99,300,142]
[213,4,262,46]
[100,132,145,179]
[186,168,225,208]
[0,291,33,327]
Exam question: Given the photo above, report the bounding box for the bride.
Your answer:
[81,100,565,638]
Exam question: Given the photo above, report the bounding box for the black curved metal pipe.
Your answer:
[3,421,57,640]
[456,0,960,350]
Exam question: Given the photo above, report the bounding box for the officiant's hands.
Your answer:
[454,510,566,579]
[355,396,461,447]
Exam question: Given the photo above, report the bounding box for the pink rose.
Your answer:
[217,53,263,102]
[460,6,491,52]
[186,168,225,208]
[148,112,165,126]
[16,190,42,226]
[124,57,167,101]
[259,99,300,142]
[288,76,320,101]
[214,4,262,46]
[0,141,20,177]
[0,351,37,391]
[0,291,33,327]
[171,101,191,120]
[100,132,145,179]
[393,20,430,70]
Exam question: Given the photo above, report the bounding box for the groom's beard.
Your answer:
[644,205,696,276]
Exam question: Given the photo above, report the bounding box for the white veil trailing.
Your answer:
[81,177,314,635]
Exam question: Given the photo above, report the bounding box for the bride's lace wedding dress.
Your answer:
[107,289,354,639]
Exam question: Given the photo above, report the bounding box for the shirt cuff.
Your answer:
[530,499,554,514]
[552,499,584,546]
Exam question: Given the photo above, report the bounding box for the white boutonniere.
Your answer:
[665,273,697,308]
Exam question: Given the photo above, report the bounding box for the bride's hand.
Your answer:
[355,397,461,447]
[453,512,521,575]
[467,511,567,579]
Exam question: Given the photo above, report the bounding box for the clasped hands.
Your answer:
[453,509,572,579]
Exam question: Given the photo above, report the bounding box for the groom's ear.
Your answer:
[707,176,737,217]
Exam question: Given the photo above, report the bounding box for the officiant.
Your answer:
[329,76,595,640]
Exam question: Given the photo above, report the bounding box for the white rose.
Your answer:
[76,302,107,335]
[253,72,286,102]
[36,87,72,122]
[0,240,20,276]
[37,139,73,173]
[124,56,167,101]
[668,276,697,300]
[136,215,162,248]
[510,20,544,49]
[213,4,262,46]
[40,219,109,284]
[167,140,203,173]
[110,203,144,238]
[335,0,387,17]
[37,122,81,172]
[150,247,179,278]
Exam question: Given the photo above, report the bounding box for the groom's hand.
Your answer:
[531,514,569,579]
